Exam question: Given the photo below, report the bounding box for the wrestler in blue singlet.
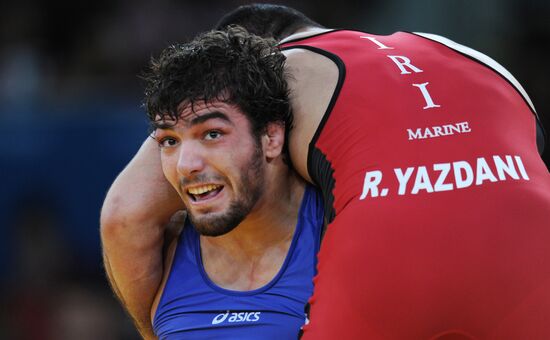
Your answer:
[153,185,323,339]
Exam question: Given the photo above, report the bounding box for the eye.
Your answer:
[158,136,179,148]
[204,130,222,140]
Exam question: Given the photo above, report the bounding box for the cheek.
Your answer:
[232,150,263,182]
[225,152,249,173]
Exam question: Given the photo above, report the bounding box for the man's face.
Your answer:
[154,101,266,236]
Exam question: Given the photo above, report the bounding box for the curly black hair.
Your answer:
[143,26,292,143]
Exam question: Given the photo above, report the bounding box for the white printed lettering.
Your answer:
[359,170,383,199]
[387,55,424,74]
[515,156,530,180]
[433,163,453,191]
[475,157,498,185]
[457,121,471,132]
[357,155,529,200]
[394,167,415,195]
[423,128,435,138]
[493,155,520,180]
[412,82,441,109]
[218,311,262,324]
[432,126,446,137]
[453,161,474,189]
[411,166,434,194]
[446,124,461,134]
[407,128,423,140]
[407,121,471,140]
[360,36,394,49]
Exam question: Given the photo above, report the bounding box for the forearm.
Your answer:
[100,136,184,337]
[101,136,184,227]
[103,253,157,339]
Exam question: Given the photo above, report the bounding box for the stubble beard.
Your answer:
[188,145,265,237]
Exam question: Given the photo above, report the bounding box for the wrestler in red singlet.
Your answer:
[282,30,550,339]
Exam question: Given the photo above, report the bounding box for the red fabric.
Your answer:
[283,30,550,339]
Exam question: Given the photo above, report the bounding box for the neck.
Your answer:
[201,168,306,257]
[199,168,306,290]
[279,26,334,44]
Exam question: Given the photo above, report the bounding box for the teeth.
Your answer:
[188,184,221,195]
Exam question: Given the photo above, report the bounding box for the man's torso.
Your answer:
[152,185,323,339]
[282,30,550,339]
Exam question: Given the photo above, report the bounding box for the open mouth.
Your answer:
[187,184,224,202]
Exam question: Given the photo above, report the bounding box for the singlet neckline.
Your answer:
[195,185,312,296]
[279,29,392,45]
[279,28,342,45]
[279,28,336,45]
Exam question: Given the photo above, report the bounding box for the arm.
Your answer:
[100,136,184,339]
[283,48,339,183]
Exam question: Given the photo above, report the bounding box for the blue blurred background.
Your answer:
[1,0,549,338]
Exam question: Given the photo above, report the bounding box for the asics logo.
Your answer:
[212,312,229,325]
[211,311,261,325]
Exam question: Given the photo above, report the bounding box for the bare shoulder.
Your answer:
[283,48,340,183]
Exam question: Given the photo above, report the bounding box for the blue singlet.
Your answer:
[153,185,323,339]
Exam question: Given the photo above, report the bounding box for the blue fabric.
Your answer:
[153,185,323,339]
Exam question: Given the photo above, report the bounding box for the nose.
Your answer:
[176,141,205,177]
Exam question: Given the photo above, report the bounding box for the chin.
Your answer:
[188,187,258,237]
[189,213,242,237]
[193,223,239,237]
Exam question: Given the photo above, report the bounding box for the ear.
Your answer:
[262,122,285,159]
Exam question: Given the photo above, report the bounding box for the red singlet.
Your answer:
[282,30,550,339]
